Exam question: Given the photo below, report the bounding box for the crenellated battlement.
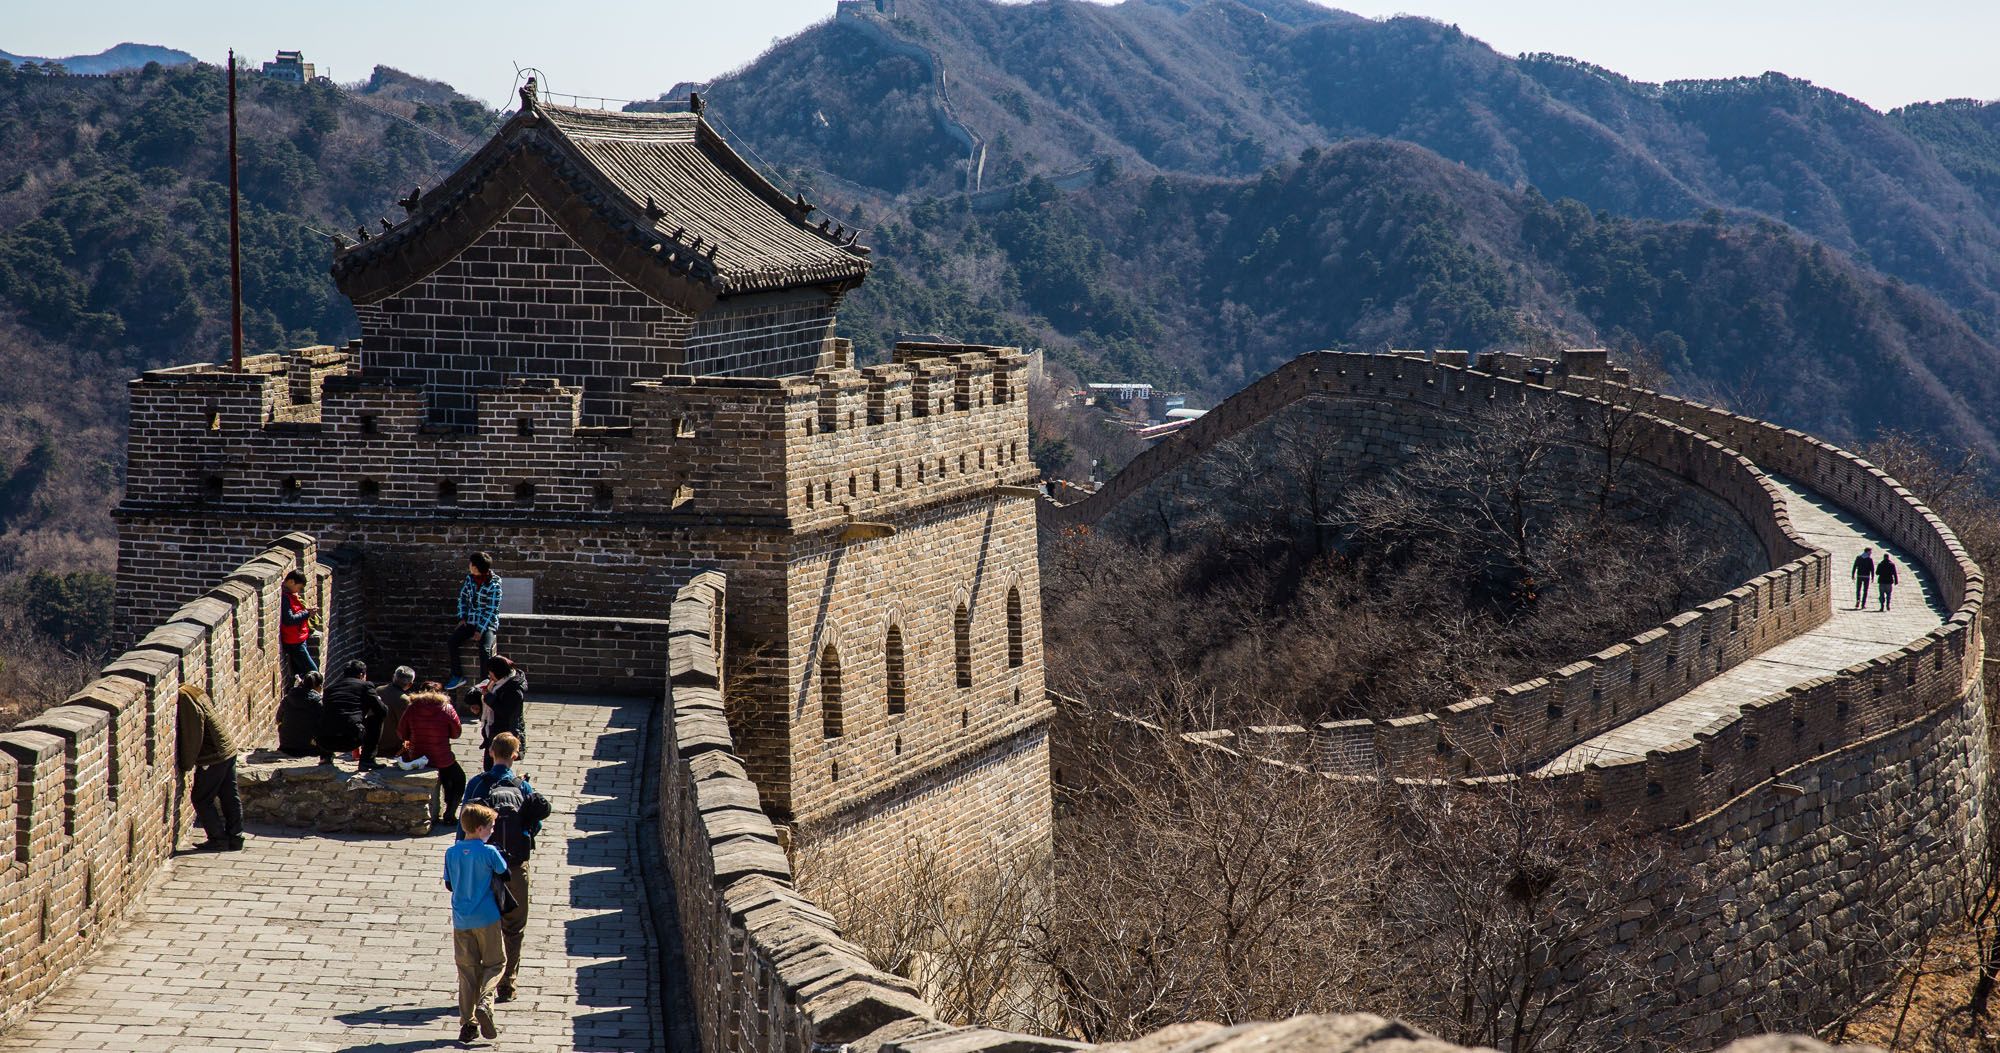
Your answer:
[121,341,1031,529]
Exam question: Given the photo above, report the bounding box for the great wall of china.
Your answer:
[0,91,1988,1053]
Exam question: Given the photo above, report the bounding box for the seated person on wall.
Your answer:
[177,684,245,852]
[277,671,324,758]
[319,660,388,771]
[474,656,528,770]
[445,552,502,692]
[376,666,418,757]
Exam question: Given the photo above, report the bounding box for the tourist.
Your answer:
[176,684,244,852]
[1851,547,1875,609]
[280,570,317,681]
[397,688,467,825]
[375,666,418,758]
[445,552,502,691]
[444,802,509,1044]
[476,655,529,770]
[319,660,387,771]
[276,671,324,758]
[1877,554,1900,611]
[462,732,552,1004]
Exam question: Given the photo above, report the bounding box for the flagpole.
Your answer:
[227,47,243,372]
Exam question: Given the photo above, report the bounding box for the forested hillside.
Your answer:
[673,0,2000,347]
[846,143,2000,459]
[0,59,492,717]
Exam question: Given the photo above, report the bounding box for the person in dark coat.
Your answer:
[1851,547,1875,610]
[475,655,528,770]
[177,684,244,851]
[375,666,418,757]
[319,660,387,771]
[276,671,324,757]
[1877,555,1900,611]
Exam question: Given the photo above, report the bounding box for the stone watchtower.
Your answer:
[114,89,1051,870]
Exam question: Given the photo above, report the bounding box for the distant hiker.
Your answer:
[1852,547,1875,609]
[375,666,418,757]
[461,732,552,1005]
[176,684,244,852]
[281,570,317,680]
[276,671,324,758]
[319,660,387,771]
[445,802,509,1044]
[396,689,466,825]
[445,552,502,691]
[1877,555,1900,611]
[475,655,528,771]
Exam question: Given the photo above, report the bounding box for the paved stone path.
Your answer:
[1537,476,1949,775]
[0,695,664,1053]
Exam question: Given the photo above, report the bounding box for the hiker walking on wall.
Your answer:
[445,552,502,692]
[176,684,244,852]
[1852,547,1875,610]
[445,802,509,1044]
[1877,555,1900,612]
[461,732,553,1005]
[281,570,317,681]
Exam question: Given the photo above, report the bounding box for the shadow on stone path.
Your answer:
[0,694,666,1053]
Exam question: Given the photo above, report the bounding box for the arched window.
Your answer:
[1007,587,1024,669]
[954,603,973,689]
[885,626,907,716]
[820,645,843,738]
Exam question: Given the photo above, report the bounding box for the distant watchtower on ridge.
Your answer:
[115,85,1051,876]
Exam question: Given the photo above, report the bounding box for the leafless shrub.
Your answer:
[799,837,1051,1031]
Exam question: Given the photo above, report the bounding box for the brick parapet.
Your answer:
[120,342,1031,534]
[1047,351,1830,775]
[0,535,321,1032]
[501,614,675,695]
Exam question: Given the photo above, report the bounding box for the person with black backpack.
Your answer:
[458,732,552,1003]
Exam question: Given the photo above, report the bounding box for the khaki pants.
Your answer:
[500,862,530,986]
[454,922,504,1029]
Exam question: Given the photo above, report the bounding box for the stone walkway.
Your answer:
[0,695,665,1053]
[1537,477,1949,774]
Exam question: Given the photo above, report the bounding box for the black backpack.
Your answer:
[469,774,551,867]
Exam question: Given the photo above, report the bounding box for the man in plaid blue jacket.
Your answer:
[445,551,503,690]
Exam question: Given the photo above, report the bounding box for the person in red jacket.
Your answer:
[396,688,466,825]
[280,571,317,682]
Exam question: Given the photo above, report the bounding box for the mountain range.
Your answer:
[0,43,194,75]
[651,0,2000,457]
[4,0,2000,569]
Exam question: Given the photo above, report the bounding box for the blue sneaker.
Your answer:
[444,676,467,691]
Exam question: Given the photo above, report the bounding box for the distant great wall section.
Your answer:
[1044,349,1989,1043]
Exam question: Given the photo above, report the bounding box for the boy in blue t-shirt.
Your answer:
[445,803,510,1043]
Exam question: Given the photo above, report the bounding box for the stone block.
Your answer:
[237,751,439,835]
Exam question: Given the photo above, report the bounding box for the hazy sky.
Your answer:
[5,1,1997,113]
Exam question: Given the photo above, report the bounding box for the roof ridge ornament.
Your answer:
[520,75,538,111]
[689,90,705,115]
